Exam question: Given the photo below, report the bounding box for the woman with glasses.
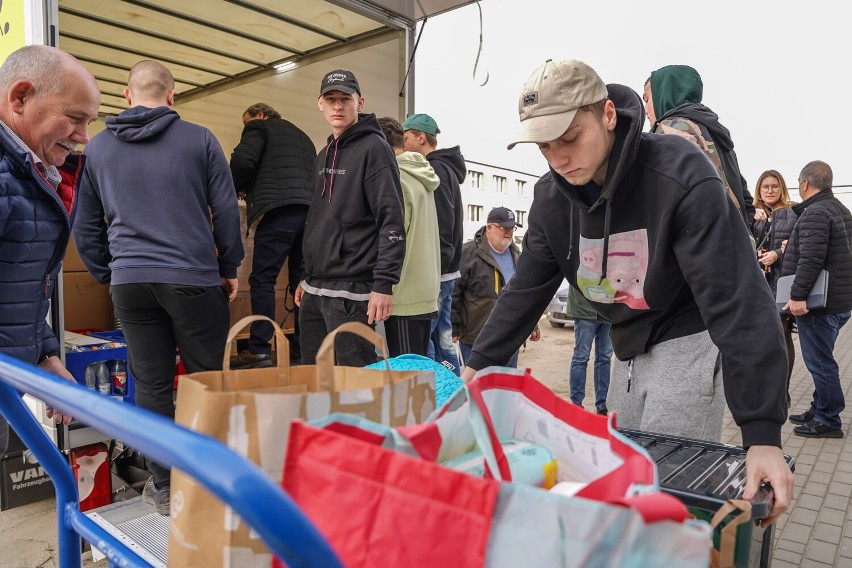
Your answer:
[751,169,798,404]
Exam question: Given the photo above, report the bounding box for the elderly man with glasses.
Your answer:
[451,207,540,367]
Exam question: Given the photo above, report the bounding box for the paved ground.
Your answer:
[1,318,851,566]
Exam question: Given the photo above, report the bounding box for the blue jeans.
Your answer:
[796,311,850,429]
[459,342,518,369]
[428,279,461,376]
[570,319,613,411]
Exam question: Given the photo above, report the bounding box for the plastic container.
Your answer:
[64,330,135,405]
[620,429,795,568]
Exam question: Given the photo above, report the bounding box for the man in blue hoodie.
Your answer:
[73,60,244,515]
[295,70,405,366]
[460,59,793,526]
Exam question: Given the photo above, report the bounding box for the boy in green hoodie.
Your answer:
[643,65,755,227]
[377,117,441,356]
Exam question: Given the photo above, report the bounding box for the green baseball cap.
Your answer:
[402,113,440,136]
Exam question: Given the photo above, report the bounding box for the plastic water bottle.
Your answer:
[95,361,111,395]
[111,360,128,396]
[84,364,97,390]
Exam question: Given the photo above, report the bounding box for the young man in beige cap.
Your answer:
[460,59,793,526]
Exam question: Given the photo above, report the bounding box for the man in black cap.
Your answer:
[451,207,540,367]
[295,69,406,365]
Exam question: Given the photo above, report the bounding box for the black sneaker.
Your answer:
[597,407,608,416]
[793,420,844,439]
[789,408,815,425]
[230,351,273,369]
[142,476,171,516]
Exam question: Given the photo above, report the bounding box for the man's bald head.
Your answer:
[126,60,175,106]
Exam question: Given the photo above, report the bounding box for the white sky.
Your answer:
[413,0,852,203]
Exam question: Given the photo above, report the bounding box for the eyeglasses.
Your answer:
[489,224,516,233]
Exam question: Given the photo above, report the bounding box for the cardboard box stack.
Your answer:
[62,235,114,332]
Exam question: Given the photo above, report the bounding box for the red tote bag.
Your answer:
[276,419,500,568]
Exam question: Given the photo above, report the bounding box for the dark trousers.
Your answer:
[299,291,377,367]
[111,283,230,488]
[248,206,307,360]
[796,311,850,429]
[384,316,432,357]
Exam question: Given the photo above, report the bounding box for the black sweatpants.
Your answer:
[111,283,230,489]
[299,292,377,367]
[384,316,432,357]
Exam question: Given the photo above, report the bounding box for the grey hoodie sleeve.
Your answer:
[206,131,245,278]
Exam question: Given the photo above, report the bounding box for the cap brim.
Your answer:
[506,109,578,150]
[319,85,359,96]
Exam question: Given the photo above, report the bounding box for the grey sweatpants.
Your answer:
[607,330,726,442]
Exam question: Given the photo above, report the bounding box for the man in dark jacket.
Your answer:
[0,45,100,453]
[460,59,792,526]
[451,207,539,367]
[74,60,244,515]
[230,103,316,368]
[643,65,755,227]
[781,161,852,438]
[295,70,405,366]
[403,113,466,375]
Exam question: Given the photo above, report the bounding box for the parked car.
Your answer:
[546,280,573,328]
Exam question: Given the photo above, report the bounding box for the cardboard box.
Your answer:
[63,271,114,331]
[62,234,88,273]
[1,450,55,511]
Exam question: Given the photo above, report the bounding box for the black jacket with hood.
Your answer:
[653,103,755,226]
[302,113,405,296]
[450,225,520,344]
[648,65,754,226]
[468,84,787,448]
[780,189,852,314]
[427,146,466,276]
[230,117,316,230]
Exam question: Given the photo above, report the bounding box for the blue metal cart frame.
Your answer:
[0,353,343,568]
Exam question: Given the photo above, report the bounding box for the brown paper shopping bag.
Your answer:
[168,317,435,567]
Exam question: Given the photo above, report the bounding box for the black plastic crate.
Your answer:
[620,429,795,568]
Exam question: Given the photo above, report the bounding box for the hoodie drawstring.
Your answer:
[598,200,613,285]
[321,138,340,202]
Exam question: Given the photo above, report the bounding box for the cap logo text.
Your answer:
[326,73,348,84]
[522,92,538,107]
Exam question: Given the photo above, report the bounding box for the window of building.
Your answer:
[493,175,506,193]
[467,204,483,222]
[516,180,526,196]
[467,171,483,190]
[515,210,526,226]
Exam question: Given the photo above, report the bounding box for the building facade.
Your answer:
[460,160,541,246]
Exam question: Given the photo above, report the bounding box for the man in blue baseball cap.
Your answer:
[402,113,466,375]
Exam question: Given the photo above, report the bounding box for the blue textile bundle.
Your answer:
[365,354,463,407]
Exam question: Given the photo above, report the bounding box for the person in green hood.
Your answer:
[643,65,755,227]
